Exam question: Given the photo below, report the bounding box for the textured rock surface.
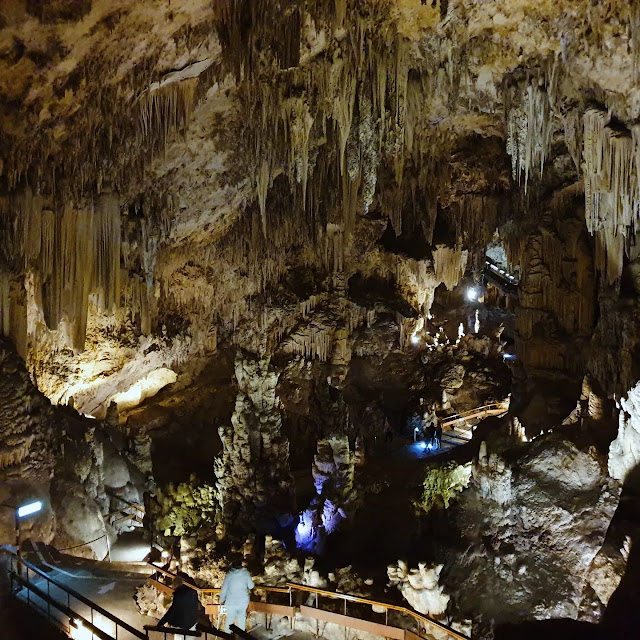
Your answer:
[0,1,640,634]
[387,560,450,617]
[609,381,640,484]
[446,433,621,635]
[214,353,293,535]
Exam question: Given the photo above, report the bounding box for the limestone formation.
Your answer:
[295,434,356,552]
[387,560,450,617]
[609,381,640,484]
[0,1,640,635]
[448,433,621,634]
[215,353,293,535]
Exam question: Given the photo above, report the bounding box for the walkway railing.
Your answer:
[148,563,470,640]
[440,400,510,431]
[0,547,227,640]
[106,492,145,527]
[1,546,147,640]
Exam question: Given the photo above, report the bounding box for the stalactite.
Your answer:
[138,77,199,153]
[505,78,553,192]
[563,109,583,176]
[452,195,498,268]
[0,190,123,353]
[432,245,468,291]
[583,108,639,285]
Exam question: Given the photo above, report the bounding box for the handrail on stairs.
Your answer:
[0,545,147,639]
[105,490,146,515]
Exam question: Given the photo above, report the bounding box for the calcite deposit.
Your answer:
[1,1,640,637]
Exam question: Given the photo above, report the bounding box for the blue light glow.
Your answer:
[17,501,42,518]
[427,443,433,450]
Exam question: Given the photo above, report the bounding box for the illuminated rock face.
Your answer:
[609,381,640,483]
[295,434,356,552]
[0,0,640,632]
[387,560,450,617]
[215,353,293,535]
[0,338,147,558]
[448,433,620,633]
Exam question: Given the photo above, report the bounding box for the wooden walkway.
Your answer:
[440,399,510,440]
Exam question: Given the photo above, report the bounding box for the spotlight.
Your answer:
[17,501,42,518]
[427,442,433,450]
[419,441,427,449]
[411,334,420,345]
[502,353,516,361]
[161,550,170,559]
[466,287,479,302]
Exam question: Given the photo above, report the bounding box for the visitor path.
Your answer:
[0,401,507,640]
[1,542,468,640]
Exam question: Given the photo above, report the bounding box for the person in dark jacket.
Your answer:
[435,421,443,449]
[158,574,200,639]
[426,423,436,448]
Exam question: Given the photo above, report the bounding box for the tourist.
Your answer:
[435,422,442,449]
[157,573,200,639]
[426,423,436,448]
[220,557,254,632]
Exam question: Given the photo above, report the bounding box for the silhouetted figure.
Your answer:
[426,424,436,448]
[435,422,442,449]
[158,574,199,638]
[220,558,254,632]
[384,428,394,445]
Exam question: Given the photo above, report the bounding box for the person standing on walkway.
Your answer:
[426,423,436,448]
[157,573,200,639]
[435,420,443,449]
[220,557,254,632]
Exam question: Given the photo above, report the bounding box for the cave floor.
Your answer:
[110,530,151,563]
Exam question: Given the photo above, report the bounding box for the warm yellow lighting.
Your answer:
[110,368,177,411]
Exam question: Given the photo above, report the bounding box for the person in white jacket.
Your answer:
[220,559,254,632]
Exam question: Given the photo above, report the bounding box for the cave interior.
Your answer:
[1,1,640,639]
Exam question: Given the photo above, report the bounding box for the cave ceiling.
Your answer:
[0,0,638,416]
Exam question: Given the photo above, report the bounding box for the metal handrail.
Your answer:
[148,565,469,640]
[286,582,469,640]
[440,401,509,426]
[149,563,289,596]
[0,546,147,639]
[106,490,146,515]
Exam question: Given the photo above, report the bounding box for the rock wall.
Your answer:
[609,381,640,484]
[0,337,146,559]
[446,432,620,636]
